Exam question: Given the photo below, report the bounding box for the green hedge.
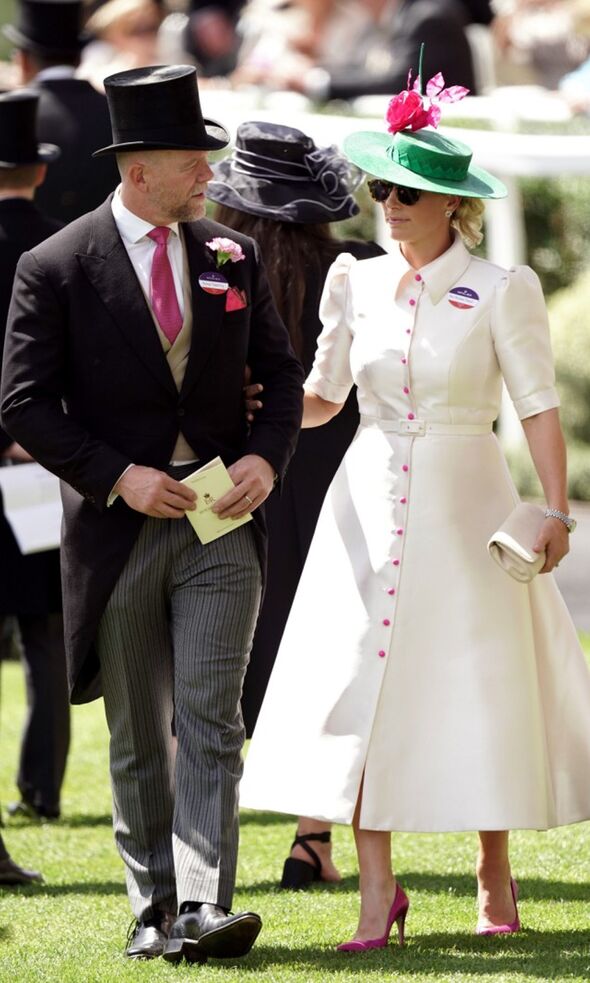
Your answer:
[550,268,590,499]
[506,267,590,501]
[0,1,15,61]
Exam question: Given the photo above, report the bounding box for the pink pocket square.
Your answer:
[225,287,248,312]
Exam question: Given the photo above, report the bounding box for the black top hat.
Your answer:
[92,64,230,157]
[206,121,362,224]
[0,90,60,168]
[3,0,86,59]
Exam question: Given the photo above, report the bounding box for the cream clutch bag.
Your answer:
[487,503,546,582]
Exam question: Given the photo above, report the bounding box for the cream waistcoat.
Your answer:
[145,230,196,462]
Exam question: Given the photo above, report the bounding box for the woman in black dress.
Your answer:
[208,120,384,887]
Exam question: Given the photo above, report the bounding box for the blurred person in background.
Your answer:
[184,0,245,76]
[5,0,118,223]
[0,831,43,884]
[0,90,69,824]
[558,1,590,111]
[208,120,384,888]
[493,0,589,88]
[79,0,164,89]
[234,0,478,99]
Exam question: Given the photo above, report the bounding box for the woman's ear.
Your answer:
[445,195,461,217]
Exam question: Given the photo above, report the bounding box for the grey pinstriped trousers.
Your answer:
[97,510,261,920]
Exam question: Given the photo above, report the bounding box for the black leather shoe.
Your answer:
[0,856,44,885]
[7,800,59,822]
[125,912,175,960]
[163,904,262,963]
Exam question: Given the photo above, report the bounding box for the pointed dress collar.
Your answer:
[388,233,473,305]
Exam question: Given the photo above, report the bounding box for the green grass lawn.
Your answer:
[1,637,590,982]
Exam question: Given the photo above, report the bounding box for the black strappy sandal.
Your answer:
[280,831,331,890]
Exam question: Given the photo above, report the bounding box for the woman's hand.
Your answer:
[533,517,570,573]
[243,382,264,423]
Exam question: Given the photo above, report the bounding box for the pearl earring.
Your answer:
[445,210,454,218]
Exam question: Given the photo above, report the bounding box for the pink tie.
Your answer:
[147,226,183,345]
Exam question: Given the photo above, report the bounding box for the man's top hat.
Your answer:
[0,90,60,168]
[92,64,230,157]
[3,0,86,60]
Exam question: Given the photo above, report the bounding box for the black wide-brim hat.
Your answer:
[207,120,362,224]
[0,90,60,168]
[92,64,230,157]
[3,0,87,59]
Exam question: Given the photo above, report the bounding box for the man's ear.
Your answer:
[127,160,149,194]
[34,164,48,189]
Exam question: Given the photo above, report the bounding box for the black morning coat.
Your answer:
[0,198,63,616]
[0,200,304,702]
[32,78,119,224]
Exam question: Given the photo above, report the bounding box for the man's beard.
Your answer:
[152,187,205,223]
[172,198,205,222]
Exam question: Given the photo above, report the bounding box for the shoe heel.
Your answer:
[162,938,184,963]
[396,906,409,946]
[280,857,316,890]
[163,937,207,965]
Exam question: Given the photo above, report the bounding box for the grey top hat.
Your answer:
[0,90,60,168]
[92,64,230,157]
[3,0,87,59]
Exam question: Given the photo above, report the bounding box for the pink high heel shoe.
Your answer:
[476,878,520,936]
[336,883,410,952]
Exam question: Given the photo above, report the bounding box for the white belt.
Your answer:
[360,416,492,436]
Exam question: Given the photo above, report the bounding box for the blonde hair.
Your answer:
[451,197,485,249]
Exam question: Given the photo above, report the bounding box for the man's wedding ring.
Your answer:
[244,494,253,506]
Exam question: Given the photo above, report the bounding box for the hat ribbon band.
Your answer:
[233,147,314,182]
[233,146,361,199]
[389,144,470,181]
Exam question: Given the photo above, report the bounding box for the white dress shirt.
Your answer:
[111,185,185,318]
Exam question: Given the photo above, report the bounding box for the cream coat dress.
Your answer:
[240,235,590,832]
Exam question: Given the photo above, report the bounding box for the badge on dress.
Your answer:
[447,286,479,309]
[199,271,229,295]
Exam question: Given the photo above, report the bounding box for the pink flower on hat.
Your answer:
[385,71,469,135]
[206,237,245,268]
[386,89,433,134]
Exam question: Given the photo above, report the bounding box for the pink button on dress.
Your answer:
[241,240,590,835]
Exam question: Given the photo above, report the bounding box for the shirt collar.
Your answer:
[111,185,180,245]
[34,66,77,82]
[390,234,473,305]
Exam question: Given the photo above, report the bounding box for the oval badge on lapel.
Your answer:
[448,286,479,310]
[199,271,229,295]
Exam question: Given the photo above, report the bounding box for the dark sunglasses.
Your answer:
[367,179,421,206]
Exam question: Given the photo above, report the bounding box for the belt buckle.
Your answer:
[399,418,425,436]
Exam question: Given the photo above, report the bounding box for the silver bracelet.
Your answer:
[544,508,576,533]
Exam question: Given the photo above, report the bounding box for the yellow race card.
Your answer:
[180,457,252,544]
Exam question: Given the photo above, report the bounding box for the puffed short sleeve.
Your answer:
[491,265,560,420]
[305,252,355,403]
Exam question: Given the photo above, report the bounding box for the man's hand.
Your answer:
[213,454,275,519]
[2,442,34,463]
[114,465,197,518]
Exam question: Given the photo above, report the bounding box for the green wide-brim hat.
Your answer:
[343,128,507,200]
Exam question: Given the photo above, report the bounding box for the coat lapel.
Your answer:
[76,200,177,396]
[179,221,227,399]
